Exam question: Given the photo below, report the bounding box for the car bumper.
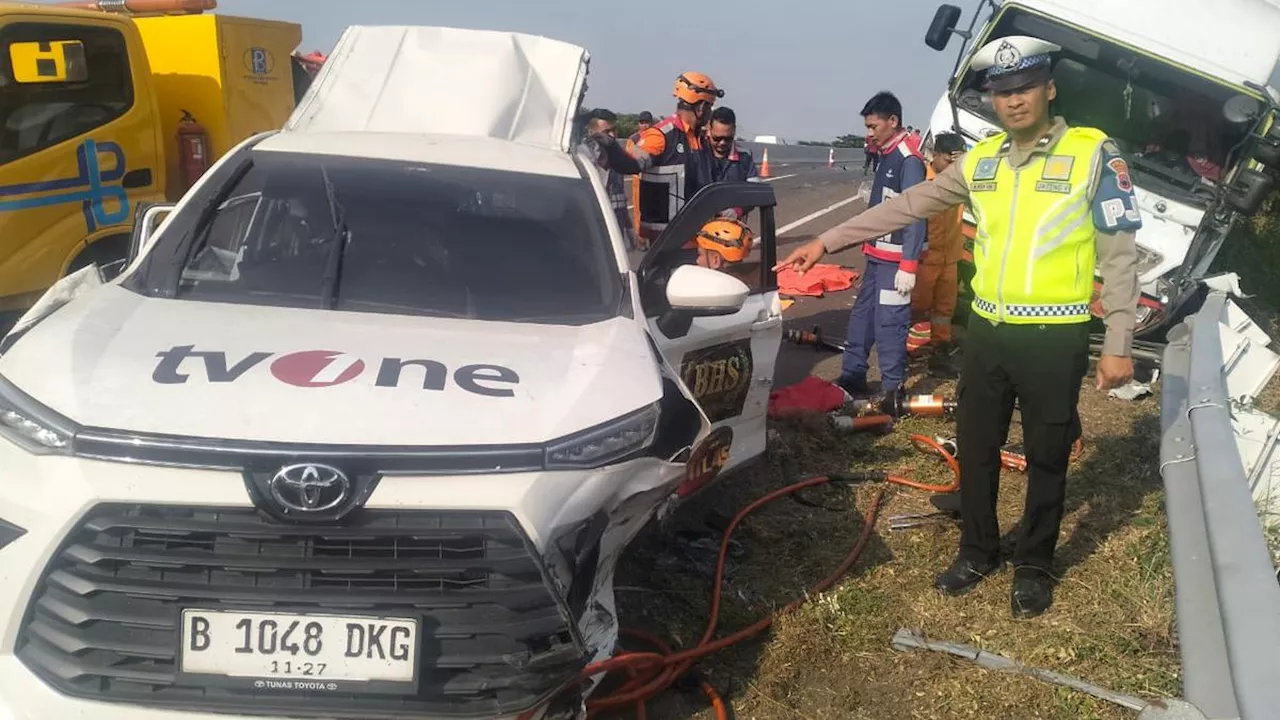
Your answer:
[0,438,686,720]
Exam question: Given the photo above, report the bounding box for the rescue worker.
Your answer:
[694,217,757,287]
[592,72,724,246]
[834,91,927,397]
[906,126,924,154]
[632,110,655,139]
[773,36,1141,619]
[580,109,640,250]
[906,131,967,374]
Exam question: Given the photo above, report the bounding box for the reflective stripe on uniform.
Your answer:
[972,297,1090,319]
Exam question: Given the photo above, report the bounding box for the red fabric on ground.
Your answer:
[776,264,858,297]
[768,376,849,418]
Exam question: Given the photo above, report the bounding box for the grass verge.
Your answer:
[614,367,1178,719]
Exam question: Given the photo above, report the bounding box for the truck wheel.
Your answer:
[68,234,130,281]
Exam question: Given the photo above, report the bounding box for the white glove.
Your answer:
[894,269,916,295]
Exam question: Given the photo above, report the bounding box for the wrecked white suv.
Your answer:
[0,25,783,720]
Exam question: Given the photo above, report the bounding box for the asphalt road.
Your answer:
[705,163,879,389]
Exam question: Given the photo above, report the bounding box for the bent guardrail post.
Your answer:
[1159,290,1280,719]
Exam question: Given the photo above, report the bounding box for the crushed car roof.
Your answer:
[285,25,591,155]
[254,131,584,178]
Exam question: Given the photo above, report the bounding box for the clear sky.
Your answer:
[42,0,1280,142]
[212,0,969,142]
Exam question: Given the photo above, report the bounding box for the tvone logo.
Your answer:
[152,346,520,398]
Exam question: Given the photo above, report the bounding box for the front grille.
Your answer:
[18,505,585,718]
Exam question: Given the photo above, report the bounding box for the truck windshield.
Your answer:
[955,8,1257,205]
[161,151,623,325]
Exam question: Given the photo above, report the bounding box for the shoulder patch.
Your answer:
[1091,140,1142,233]
[1107,157,1132,192]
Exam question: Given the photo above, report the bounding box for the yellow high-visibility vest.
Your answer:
[963,126,1107,324]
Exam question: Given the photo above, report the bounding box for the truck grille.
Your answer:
[17,505,585,718]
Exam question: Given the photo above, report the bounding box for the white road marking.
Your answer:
[777,195,864,236]
[761,174,797,183]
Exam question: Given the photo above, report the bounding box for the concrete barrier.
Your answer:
[737,142,865,166]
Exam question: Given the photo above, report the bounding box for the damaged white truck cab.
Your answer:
[923,0,1280,339]
[0,25,783,720]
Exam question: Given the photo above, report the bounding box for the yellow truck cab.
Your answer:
[0,1,301,324]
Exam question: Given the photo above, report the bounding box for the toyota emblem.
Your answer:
[269,464,351,514]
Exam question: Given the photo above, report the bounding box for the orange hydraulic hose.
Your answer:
[885,434,961,493]
[565,428,1078,717]
[580,482,890,718]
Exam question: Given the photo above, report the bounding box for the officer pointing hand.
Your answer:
[779,35,1144,620]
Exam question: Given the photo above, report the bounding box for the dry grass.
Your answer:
[613,362,1178,719]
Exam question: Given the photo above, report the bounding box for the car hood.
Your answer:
[0,286,662,446]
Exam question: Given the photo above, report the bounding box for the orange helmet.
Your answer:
[673,71,723,106]
[696,218,754,263]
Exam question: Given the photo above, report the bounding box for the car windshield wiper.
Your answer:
[318,166,351,310]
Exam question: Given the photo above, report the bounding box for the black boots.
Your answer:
[934,556,1003,595]
[1010,566,1055,619]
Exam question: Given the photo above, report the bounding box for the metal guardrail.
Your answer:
[1159,290,1280,720]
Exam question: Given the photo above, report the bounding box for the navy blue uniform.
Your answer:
[841,131,927,394]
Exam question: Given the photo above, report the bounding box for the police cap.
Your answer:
[970,35,1061,92]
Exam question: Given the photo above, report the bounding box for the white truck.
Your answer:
[0,24,784,720]
[922,0,1280,340]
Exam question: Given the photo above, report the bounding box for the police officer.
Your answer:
[774,35,1141,619]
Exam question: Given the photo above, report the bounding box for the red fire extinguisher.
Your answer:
[176,109,210,192]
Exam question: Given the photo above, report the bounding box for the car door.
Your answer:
[639,181,783,475]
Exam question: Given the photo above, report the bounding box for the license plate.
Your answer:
[179,609,419,694]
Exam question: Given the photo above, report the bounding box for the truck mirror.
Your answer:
[1253,121,1280,169]
[8,40,88,84]
[1224,168,1275,215]
[1222,94,1263,125]
[926,5,964,51]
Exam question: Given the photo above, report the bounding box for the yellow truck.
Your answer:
[0,0,303,323]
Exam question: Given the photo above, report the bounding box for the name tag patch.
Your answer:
[1035,180,1072,194]
[972,157,1000,181]
[971,181,998,192]
[1042,155,1074,181]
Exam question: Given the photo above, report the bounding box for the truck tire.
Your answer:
[68,234,130,281]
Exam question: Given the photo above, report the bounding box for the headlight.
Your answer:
[1134,246,1164,277]
[545,402,659,469]
[0,375,74,454]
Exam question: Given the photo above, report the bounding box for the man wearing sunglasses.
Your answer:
[700,106,756,221]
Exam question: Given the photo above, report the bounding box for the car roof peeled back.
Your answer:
[274,24,592,177]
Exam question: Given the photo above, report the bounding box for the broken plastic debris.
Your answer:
[1109,380,1153,401]
[1201,272,1249,298]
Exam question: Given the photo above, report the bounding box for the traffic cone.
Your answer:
[828,147,835,168]
[760,148,771,178]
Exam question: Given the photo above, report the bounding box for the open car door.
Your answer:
[639,182,783,481]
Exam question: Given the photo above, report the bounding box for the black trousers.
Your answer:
[956,317,1089,570]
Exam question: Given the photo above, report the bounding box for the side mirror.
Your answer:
[665,264,749,316]
[926,5,964,51]
[128,202,176,264]
[1225,168,1275,215]
[1253,121,1280,169]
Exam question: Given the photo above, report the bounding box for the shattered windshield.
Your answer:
[954,8,1258,205]
[167,151,622,325]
